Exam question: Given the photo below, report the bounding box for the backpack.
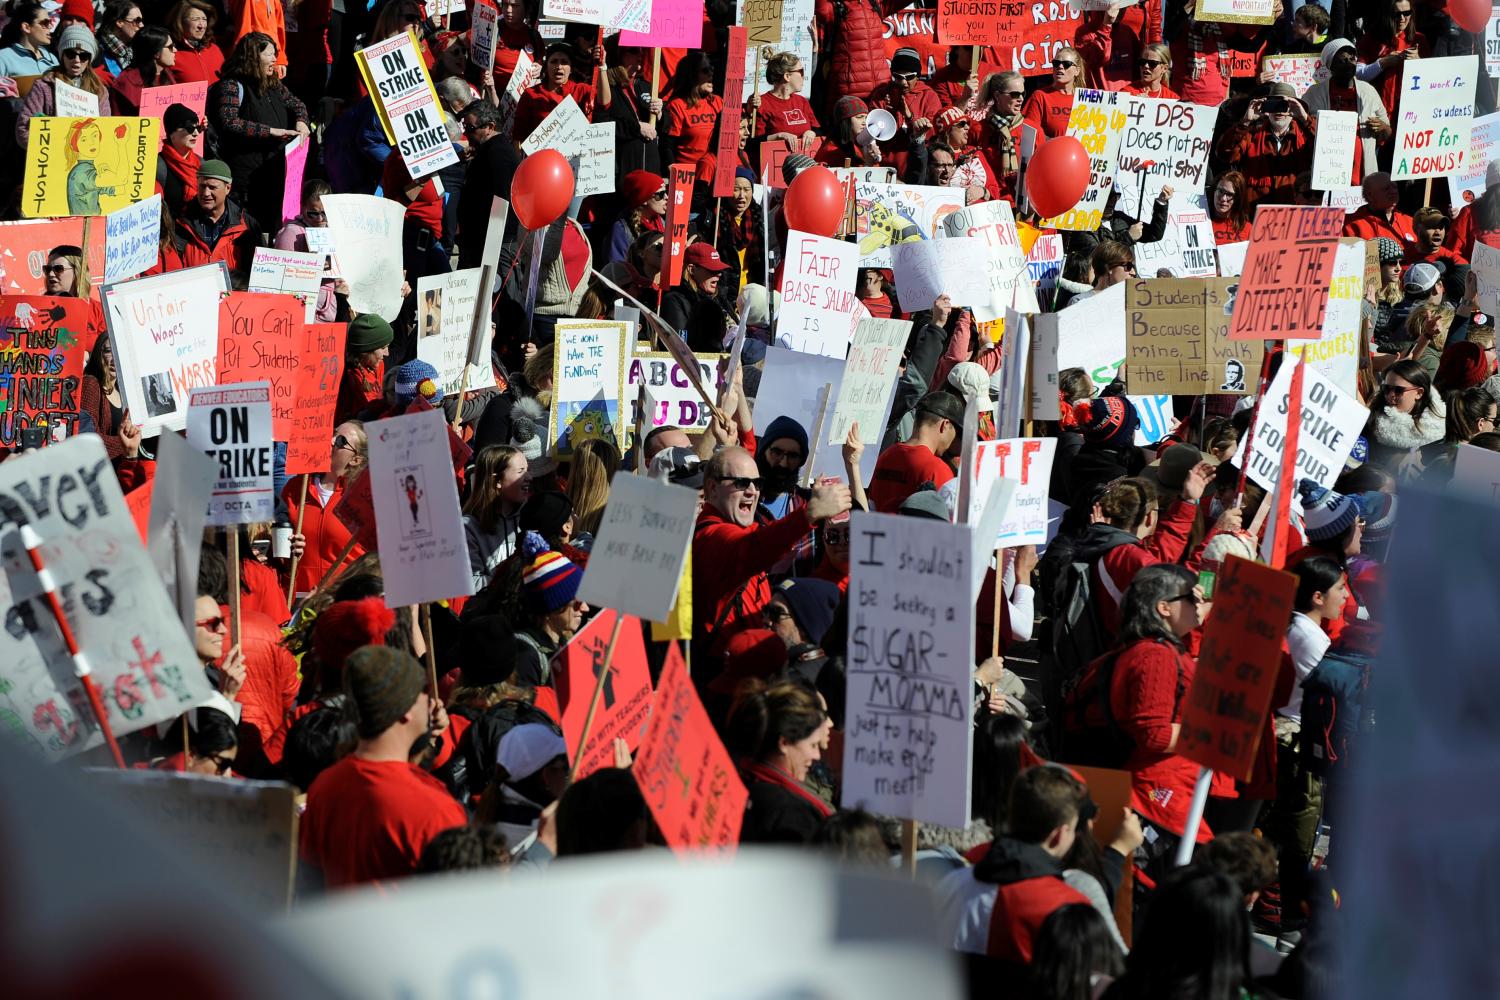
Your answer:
[1299,647,1373,779]
[1059,641,1185,768]
[441,698,564,800]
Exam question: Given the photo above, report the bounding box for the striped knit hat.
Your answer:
[520,531,583,614]
[394,359,444,405]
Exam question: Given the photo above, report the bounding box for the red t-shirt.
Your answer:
[869,442,956,513]
[756,91,819,138]
[665,94,723,167]
[513,80,596,144]
[1021,86,1075,140]
[300,755,466,888]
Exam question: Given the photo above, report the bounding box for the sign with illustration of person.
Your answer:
[22,116,161,218]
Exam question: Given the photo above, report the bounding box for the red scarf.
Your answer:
[743,761,834,817]
[159,144,199,204]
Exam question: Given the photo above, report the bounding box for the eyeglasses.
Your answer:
[763,606,792,625]
[1383,384,1419,395]
[204,753,235,775]
[1479,415,1497,428]
[824,527,849,545]
[42,263,72,274]
[1053,59,1076,69]
[195,615,227,632]
[304,208,325,218]
[765,445,804,464]
[1213,187,1236,197]
[162,40,176,49]
[1138,59,1164,67]
[712,474,760,491]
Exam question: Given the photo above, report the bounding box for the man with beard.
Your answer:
[1302,39,1391,188]
[755,415,816,575]
[1215,81,1318,207]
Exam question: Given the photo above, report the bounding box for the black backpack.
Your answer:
[1059,641,1186,768]
[438,698,564,801]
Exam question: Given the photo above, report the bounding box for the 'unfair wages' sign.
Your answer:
[356,29,459,181]
[186,382,274,526]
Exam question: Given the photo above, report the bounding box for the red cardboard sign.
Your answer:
[124,478,152,543]
[883,3,1082,77]
[284,322,345,475]
[633,642,747,850]
[713,27,749,198]
[553,609,653,780]
[664,165,696,290]
[1177,555,1298,780]
[333,467,379,551]
[0,295,90,447]
[760,139,790,190]
[1228,205,1344,340]
[0,218,107,299]
[217,291,303,438]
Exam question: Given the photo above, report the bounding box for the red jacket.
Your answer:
[973,838,1091,962]
[866,80,943,177]
[162,201,258,275]
[283,474,366,597]
[1088,500,1197,634]
[1445,203,1500,261]
[692,503,814,648]
[814,0,909,111]
[1344,206,1417,251]
[239,555,291,624]
[233,608,300,771]
[1075,3,1162,90]
[1215,120,1317,207]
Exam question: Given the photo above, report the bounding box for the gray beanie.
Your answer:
[57,24,98,59]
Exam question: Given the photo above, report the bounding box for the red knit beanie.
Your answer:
[313,597,396,673]
[1435,340,1489,392]
[620,169,664,209]
[61,0,94,28]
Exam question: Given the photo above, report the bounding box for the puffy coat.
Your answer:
[814,0,908,112]
[233,608,299,773]
[162,200,259,276]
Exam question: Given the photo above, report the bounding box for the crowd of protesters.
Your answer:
[4,0,1494,995]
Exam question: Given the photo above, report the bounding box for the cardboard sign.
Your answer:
[281,134,309,228]
[891,237,990,309]
[1193,0,1274,23]
[740,0,813,97]
[937,0,1004,44]
[843,512,975,828]
[1178,555,1298,780]
[1237,358,1367,491]
[147,430,216,632]
[216,291,303,438]
[365,407,473,605]
[248,247,323,303]
[541,0,650,33]
[417,268,493,397]
[1261,53,1322,95]
[620,0,704,47]
[1312,110,1358,191]
[551,320,628,457]
[1072,765,1136,944]
[469,0,499,70]
[1448,112,1500,205]
[356,30,459,180]
[578,472,699,622]
[777,230,861,358]
[1045,89,1127,232]
[714,28,749,198]
[285,322,345,475]
[22,116,160,218]
[1392,55,1478,181]
[1055,281,1126,386]
[1287,237,1363,395]
[498,49,533,138]
[633,642,746,850]
[102,262,227,433]
[0,218,106,298]
[0,296,89,446]
[1132,207,1219,278]
[1113,97,1216,220]
[0,436,212,760]
[828,317,908,445]
[53,79,98,117]
[855,183,966,267]
[754,346,884,485]
[626,350,725,440]
[320,194,406,321]
[138,81,207,155]
[939,199,1036,321]
[103,193,162,284]
[91,771,297,912]
[554,609,653,780]
[1125,277,1256,394]
[187,383,275,526]
[664,164,695,289]
[1229,205,1343,340]
[963,438,1057,548]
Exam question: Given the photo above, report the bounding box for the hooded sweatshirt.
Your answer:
[1073,501,1197,634]
[936,836,1090,960]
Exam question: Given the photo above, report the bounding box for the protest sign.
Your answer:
[1131,394,1174,446]
[333,467,378,552]
[854,182,966,267]
[995,309,1031,435]
[0,436,212,760]
[92,771,297,912]
[1126,277,1256,394]
[285,323,345,475]
[755,346,884,484]
[520,94,589,156]
[626,351,725,439]
[1472,242,1500,316]
[1322,185,1366,214]
[356,30,459,180]
[881,3,1080,79]
[417,269,492,397]
[497,49,532,137]
[1261,53,1322,94]
[578,472,698,622]
[469,0,499,69]
[1490,12,1500,77]
[1229,205,1344,340]
[936,0,1005,44]
[1312,110,1358,192]
[0,295,88,446]
[1178,555,1297,780]
[22,117,160,218]
[1453,442,1500,502]
[1391,55,1477,181]
[828,317,908,444]
[102,262,227,433]
[1055,281,1126,385]
[1217,240,1248,276]
[1238,359,1366,491]
[1194,0,1274,23]
[555,609,653,780]
[53,79,98,117]
[777,230,861,357]
[714,28,749,197]
[138,81,207,155]
[634,643,746,850]
[844,512,974,828]
[248,247,323,301]
[1132,207,1219,278]
[664,164,695,288]
[282,134,308,227]
[187,383,275,526]
[103,193,161,284]
[364,408,472,605]
[939,199,1037,321]
[1073,765,1137,942]
[1026,232,1064,290]
[963,476,1016,592]
[891,237,990,308]
[621,0,704,46]
[147,430,216,631]
[542,0,650,32]
[963,438,1057,548]
[1044,89,1127,232]
[320,194,406,320]
[216,291,302,438]
[0,218,106,298]
[552,320,628,457]
[1448,111,1500,205]
[1029,315,1060,421]
[1287,237,1363,395]
[1113,97,1215,220]
[572,123,617,198]
[743,0,782,49]
[125,478,151,541]
[741,0,813,96]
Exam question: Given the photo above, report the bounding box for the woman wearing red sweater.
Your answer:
[1209,170,1252,245]
[513,40,611,145]
[165,0,223,83]
[1356,0,1425,124]
[1022,46,1082,140]
[1120,42,1177,99]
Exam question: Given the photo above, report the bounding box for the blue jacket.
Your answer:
[1300,632,1376,779]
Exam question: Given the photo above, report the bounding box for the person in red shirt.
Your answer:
[1356,0,1424,124]
[856,267,896,320]
[1209,170,1252,245]
[335,314,392,424]
[1408,206,1468,268]
[512,40,611,144]
[1075,0,1162,90]
[300,646,464,889]
[1022,47,1082,140]
[662,50,722,171]
[869,391,960,513]
[867,47,943,177]
[927,44,987,114]
[1120,41,1177,98]
[753,49,819,148]
[490,0,540,92]
[283,420,368,597]
[974,71,1026,201]
[1343,171,1417,249]
[1215,83,1317,206]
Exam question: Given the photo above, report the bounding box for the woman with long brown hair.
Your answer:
[567,437,620,540]
[1209,170,1252,245]
[464,445,532,591]
[210,31,309,230]
[164,0,223,83]
[109,25,178,114]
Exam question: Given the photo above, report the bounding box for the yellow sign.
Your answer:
[22,116,160,218]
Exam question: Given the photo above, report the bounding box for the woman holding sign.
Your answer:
[210,32,310,234]
[15,25,112,145]
[283,421,368,597]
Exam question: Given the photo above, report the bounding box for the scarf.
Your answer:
[98,28,132,69]
[1186,21,1229,81]
[742,761,834,818]
[159,144,199,204]
[987,111,1023,177]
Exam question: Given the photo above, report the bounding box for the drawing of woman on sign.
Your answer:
[65,119,127,215]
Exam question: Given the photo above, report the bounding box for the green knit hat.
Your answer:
[347,314,394,354]
[198,159,233,184]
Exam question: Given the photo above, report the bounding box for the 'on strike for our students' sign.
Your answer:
[186,382,275,526]
[843,512,974,829]
[1238,357,1367,491]
[1228,205,1344,340]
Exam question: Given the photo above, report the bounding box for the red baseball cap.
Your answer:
[685,242,730,273]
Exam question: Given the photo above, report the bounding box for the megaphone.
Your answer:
[865,108,898,142]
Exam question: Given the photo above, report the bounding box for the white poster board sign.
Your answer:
[359,30,459,180]
[1236,360,1367,491]
[367,408,474,607]
[776,230,860,358]
[1448,111,1500,205]
[469,0,499,70]
[1132,207,1218,278]
[891,237,991,309]
[1114,96,1216,219]
[103,193,161,284]
[320,194,406,321]
[552,319,628,456]
[1391,55,1478,181]
[627,350,725,439]
[417,268,493,397]
[1312,110,1359,191]
[754,346,885,484]
[1054,281,1126,385]
[738,0,815,97]
[53,79,98,117]
[186,382,275,526]
[960,437,1058,548]
[828,317,909,444]
[843,511,974,828]
[542,0,650,33]
[939,199,1038,321]
[854,182,966,267]
[1472,242,1500,317]
[577,472,699,622]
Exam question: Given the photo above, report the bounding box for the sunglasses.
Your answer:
[304,208,326,218]
[42,263,72,274]
[651,189,668,199]
[204,752,235,775]
[893,72,918,81]
[62,49,90,59]
[333,433,357,452]
[1053,59,1076,69]
[178,123,204,134]
[712,474,760,491]
[1166,592,1204,606]
[1138,59,1164,67]
[125,15,144,24]
[1383,384,1419,394]
[1002,89,1025,97]
[195,615,227,632]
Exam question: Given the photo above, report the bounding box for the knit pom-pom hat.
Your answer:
[313,597,395,673]
[520,531,584,615]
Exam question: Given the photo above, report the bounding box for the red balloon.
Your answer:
[512,149,575,230]
[1026,136,1092,220]
[1449,0,1490,33]
[783,165,845,237]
